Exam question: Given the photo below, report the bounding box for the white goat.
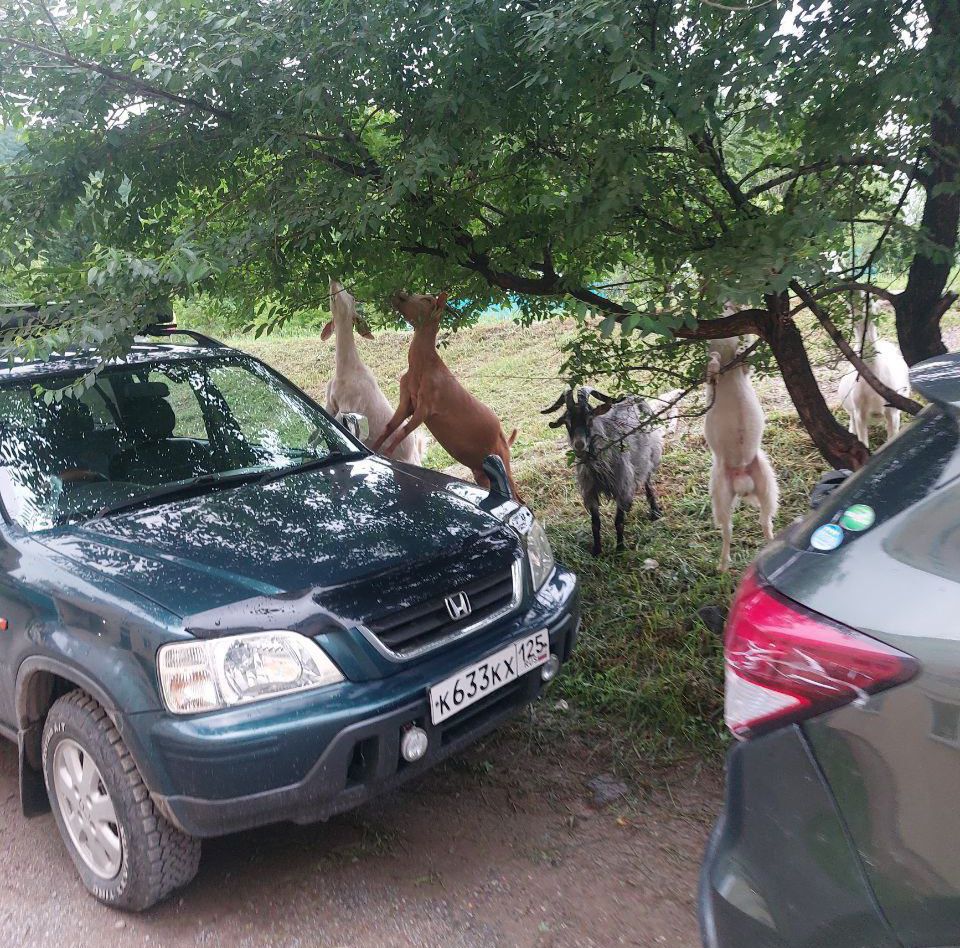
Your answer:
[323,279,425,465]
[836,317,910,448]
[703,336,778,572]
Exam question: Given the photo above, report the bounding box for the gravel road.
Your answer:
[0,724,718,948]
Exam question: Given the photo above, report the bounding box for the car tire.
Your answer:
[41,689,201,911]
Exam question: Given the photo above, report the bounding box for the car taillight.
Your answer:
[724,567,918,740]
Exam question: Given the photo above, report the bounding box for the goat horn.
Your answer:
[541,392,569,414]
[586,388,615,403]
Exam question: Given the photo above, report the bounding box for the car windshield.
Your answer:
[0,354,360,532]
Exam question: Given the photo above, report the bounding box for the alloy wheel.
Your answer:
[52,738,123,880]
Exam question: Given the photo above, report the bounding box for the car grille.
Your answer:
[364,560,520,658]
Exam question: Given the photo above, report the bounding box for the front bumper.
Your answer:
[699,726,898,948]
[139,567,579,837]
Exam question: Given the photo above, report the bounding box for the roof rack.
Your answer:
[139,323,226,348]
[0,300,177,335]
[0,303,46,334]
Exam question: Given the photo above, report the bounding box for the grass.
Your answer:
[226,320,826,761]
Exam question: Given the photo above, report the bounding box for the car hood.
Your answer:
[38,458,515,618]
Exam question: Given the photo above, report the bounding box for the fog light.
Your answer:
[400,725,429,763]
[541,654,561,682]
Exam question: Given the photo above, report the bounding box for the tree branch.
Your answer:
[810,281,900,304]
[745,156,923,198]
[308,149,380,179]
[0,35,234,120]
[674,308,766,340]
[790,280,922,414]
[33,0,69,53]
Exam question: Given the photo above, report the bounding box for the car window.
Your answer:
[145,370,207,440]
[77,385,116,430]
[0,387,36,427]
[0,355,357,532]
[207,363,322,461]
[799,406,960,551]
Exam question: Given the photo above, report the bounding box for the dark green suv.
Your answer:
[0,327,579,910]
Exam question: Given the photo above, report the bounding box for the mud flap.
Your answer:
[18,724,50,817]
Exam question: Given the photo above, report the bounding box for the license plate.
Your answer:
[429,630,550,725]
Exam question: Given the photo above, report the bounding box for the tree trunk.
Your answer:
[585,292,871,468]
[761,299,871,470]
[894,5,960,365]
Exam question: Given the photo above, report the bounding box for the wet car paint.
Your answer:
[0,341,580,836]
[704,396,960,947]
[34,457,516,614]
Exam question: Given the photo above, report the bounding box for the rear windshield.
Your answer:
[798,405,960,549]
[0,354,355,531]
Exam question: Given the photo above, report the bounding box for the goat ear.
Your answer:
[320,320,335,341]
[590,402,614,417]
[541,393,568,415]
[355,317,374,340]
[547,416,567,428]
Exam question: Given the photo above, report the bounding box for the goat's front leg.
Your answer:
[325,379,338,416]
[382,403,428,457]
[644,479,663,520]
[580,481,603,555]
[852,409,870,450]
[590,506,602,556]
[372,391,413,453]
[614,506,627,551]
[884,407,901,442]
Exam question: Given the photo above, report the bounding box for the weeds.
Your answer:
[230,321,827,761]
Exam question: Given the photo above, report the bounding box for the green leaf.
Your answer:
[617,73,644,92]
[610,60,631,84]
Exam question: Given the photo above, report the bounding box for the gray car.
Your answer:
[700,351,960,948]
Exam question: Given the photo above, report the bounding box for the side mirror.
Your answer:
[337,412,370,443]
[809,468,852,510]
[482,454,514,500]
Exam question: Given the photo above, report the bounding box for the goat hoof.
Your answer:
[650,509,663,521]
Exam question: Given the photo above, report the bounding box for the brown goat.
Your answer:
[371,291,521,500]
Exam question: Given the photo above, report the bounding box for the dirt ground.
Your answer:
[0,720,720,948]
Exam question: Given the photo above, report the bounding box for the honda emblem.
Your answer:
[444,591,472,620]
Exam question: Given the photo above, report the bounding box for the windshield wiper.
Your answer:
[257,450,365,486]
[93,470,262,520]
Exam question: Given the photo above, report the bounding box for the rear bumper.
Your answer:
[699,726,899,948]
[146,569,579,837]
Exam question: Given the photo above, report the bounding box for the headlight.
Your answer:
[158,631,344,715]
[509,508,555,591]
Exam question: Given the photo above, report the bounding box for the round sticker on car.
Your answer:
[810,523,844,551]
[839,504,875,532]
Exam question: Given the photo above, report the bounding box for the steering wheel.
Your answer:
[60,468,109,484]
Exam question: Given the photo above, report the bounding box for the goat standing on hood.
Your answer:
[323,280,425,465]
[704,336,778,572]
[543,388,664,555]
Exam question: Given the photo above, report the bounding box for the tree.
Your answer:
[891,0,960,365]
[0,1,955,466]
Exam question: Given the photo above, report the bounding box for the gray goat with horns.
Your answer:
[542,388,665,556]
